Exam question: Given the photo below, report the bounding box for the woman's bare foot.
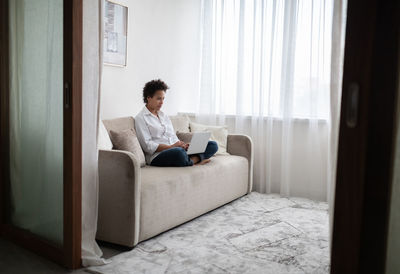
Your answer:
[190,156,211,165]
[197,159,211,165]
[190,155,201,164]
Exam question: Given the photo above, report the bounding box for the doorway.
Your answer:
[0,0,82,269]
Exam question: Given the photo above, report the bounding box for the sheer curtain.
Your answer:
[198,0,338,201]
[81,0,108,266]
[9,0,64,245]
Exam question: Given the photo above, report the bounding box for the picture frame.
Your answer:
[104,0,128,67]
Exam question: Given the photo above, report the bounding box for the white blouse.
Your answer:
[135,106,179,164]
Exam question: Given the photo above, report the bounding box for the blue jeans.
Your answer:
[151,141,218,167]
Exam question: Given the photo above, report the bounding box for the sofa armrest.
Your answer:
[227,134,253,193]
[96,149,141,247]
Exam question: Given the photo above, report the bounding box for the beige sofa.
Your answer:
[96,116,253,247]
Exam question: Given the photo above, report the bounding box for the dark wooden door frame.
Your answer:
[0,0,82,269]
[331,0,400,273]
[64,0,83,269]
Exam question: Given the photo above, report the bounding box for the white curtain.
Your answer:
[198,0,337,201]
[9,0,64,245]
[81,0,108,266]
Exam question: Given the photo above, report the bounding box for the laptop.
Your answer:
[186,132,211,155]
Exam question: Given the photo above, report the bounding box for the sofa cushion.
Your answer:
[139,155,248,241]
[109,129,146,167]
[103,116,135,135]
[176,131,193,143]
[189,122,229,155]
[169,115,190,133]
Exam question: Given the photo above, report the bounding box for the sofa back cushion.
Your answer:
[109,128,146,167]
[189,121,229,155]
[176,131,193,144]
[103,116,135,135]
[103,116,146,166]
[169,115,190,133]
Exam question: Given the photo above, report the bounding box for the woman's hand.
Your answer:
[156,141,189,152]
[172,141,188,150]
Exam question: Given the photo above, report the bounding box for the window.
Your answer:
[199,0,334,119]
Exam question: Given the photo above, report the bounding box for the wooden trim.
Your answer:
[331,0,400,273]
[63,0,83,269]
[0,0,10,233]
[331,0,376,272]
[360,1,400,272]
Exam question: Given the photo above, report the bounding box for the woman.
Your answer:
[135,79,218,167]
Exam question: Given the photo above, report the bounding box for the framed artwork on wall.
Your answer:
[104,0,128,67]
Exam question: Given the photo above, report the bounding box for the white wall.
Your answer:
[101,0,201,119]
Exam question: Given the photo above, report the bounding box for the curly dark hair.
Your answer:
[142,79,169,104]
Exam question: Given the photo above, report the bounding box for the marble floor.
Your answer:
[88,192,330,274]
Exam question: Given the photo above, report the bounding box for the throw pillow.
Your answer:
[109,128,146,167]
[189,122,229,155]
[176,131,193,144]
[98,120,113,150]
[169,115,190,133]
